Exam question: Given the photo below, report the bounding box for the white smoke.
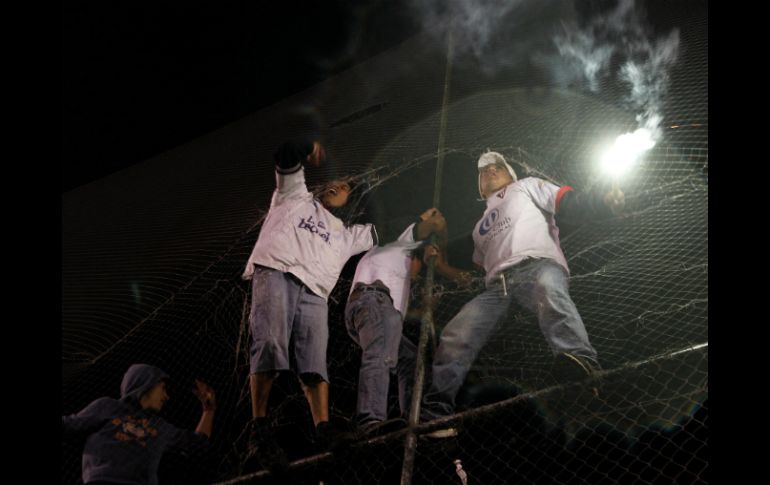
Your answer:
[552,0,680,140]
[554,25,616,93]
[408,0,527,59]
[619,28,680,140]
[406,0,680,142]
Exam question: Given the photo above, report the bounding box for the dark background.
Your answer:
[62,0,419,192]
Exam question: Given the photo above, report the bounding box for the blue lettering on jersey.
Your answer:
[479,209,499,236]
[298,215,331,244]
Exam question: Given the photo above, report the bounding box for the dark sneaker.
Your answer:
[357,418,408,438]
[316,420,357,452]
[418,405,458,439]
[419,404,446,424]
[555,353,601,396]
[247,417,289,474]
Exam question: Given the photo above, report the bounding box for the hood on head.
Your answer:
[120,364,169,403]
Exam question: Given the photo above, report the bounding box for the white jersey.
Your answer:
[473,177,569,285]
[242,167,376,300]
[349,223,421,319]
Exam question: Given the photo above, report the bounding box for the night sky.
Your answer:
[62,0,418,192]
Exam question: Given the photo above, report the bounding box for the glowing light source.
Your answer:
[600,128,656,177]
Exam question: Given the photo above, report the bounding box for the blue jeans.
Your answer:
[422,258,598,418]
[345,288,417,424]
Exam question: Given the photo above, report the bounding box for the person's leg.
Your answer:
[396,335,417,419]
[293,284,331,426]
[248,267,299,418]
[249,372,275,419]
[347,292,403,425]
[246,267,299,470]
[510,260,598,364]
[422,285,511,419]
[300,377,329,426]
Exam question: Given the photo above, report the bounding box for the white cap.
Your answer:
[478,151,517,198]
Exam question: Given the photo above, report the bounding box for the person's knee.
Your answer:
[440,323,472,350]
[359,332,386,355]
[251,370,280,381]
[436,337,473,367]
[252,333,286,353]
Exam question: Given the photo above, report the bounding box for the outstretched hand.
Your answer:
[423,243,441,264]
[192,379,216,412]
[306,141,327,167]
[603,186,625,216]
[419,208,447,234]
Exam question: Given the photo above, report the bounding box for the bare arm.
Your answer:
[556,184,626,224]
[414,208,447,241]
[603,186,626,216]
[424,244,473,288]
[192,379,216,439]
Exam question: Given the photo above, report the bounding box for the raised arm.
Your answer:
[414,208,447,242]
[192,379,216,439]
[423,244,474,288]
[555,184,625,225]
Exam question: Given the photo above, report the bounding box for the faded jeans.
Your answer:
[422,258,598,418]
[345,287,417,424]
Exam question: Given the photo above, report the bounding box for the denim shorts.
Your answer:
[249,265,329,381]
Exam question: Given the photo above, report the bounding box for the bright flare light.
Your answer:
[600,128,656,177]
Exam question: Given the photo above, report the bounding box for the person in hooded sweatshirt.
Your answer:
[62,363,216,485]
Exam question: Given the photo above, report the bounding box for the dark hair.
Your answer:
[325,175,355,192]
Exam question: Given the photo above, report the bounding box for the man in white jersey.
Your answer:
[344,208,468,437]
[242,138,377,469]
[421,151,624,421]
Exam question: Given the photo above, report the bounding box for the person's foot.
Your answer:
[316,419,357,452]
[554,352,601,396]
[247,417,289,474]
[419,404,446,424]
[357,418,408,438]
[418,407,458,439]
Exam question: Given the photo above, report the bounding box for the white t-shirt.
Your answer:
[242,167,375,300]
[473,177,569,285]
[349,223,421,319]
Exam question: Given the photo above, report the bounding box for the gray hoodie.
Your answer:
[63,364,207,485]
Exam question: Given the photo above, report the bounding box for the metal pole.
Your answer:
[400,26,454,485]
